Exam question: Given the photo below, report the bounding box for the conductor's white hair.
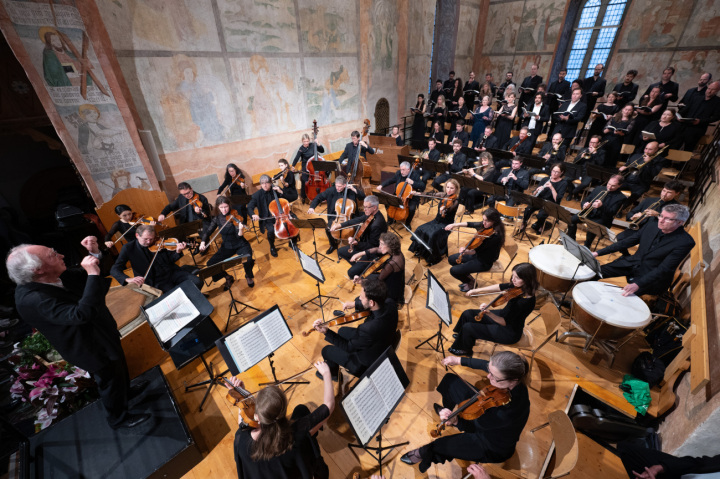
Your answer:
[6,245,41,285]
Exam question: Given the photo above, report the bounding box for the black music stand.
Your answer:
[229,195,260,243]
[142,280,221,411]
[422,159,450,176]
[516,154,546,170]
[374,191,405,236]
[543,202,574,242]
[293,217,334,263]
[400,222,432,254]
[510,191,544,246]
[436,143,453,155]
[557,231,602,305]
[587,164,615,183]
[297,247,336,322]
[216,305,309,387]
[313,159,341,183]
[580,218,615,251]
[486,148,514,161]
[345,349,410,474]
[416,270,452,358]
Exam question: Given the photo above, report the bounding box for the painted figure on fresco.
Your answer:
[321,64,350,125]
[176,60,224,143]
[248,55,295,136]
[40,27,92,88]
[77,104,125,156]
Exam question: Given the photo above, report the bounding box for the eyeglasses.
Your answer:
[487,370,510,382]
[658,215,680,222]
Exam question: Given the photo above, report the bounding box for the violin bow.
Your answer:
[143,237,164,282]
[400,223,432,253]
[112,215,147,246]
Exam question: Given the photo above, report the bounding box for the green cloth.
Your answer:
[622,374,651,415]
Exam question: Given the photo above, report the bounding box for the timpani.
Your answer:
[528,244,595,292]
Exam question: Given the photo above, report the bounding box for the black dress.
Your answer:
[104,220,137,244]
[234,404,329,479]
[585,103,619,147]
[494,104,516,148]
[408,197,458,265]
[354,250,405,304]
[412,101,426,141]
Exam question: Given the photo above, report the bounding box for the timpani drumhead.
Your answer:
[529,244,595,292]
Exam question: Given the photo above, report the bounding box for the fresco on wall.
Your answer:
[477,55,515,80]
[512,54,552,81]
[407,0,435,57]
[605,51,674,91]
[453,57,474,82]
[673,50,720,94]
[298,0,356,53]
[231,55,304,137]
[455,4,479,60]
[95,0,219,52]
[680,0,720,48]
[484,3,522,54]
[218,0,299,53]
[369,0,397,71]
[515,0,565,53]
[304,57,359,126]
[619,0,690,49]
[406,55,431,109]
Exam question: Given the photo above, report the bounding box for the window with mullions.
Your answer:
[564,0,628,84]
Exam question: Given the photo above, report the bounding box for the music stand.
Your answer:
[436,143,453,155]
[543,202,574,242]
[587,164,615,183]
[510,191,543,246]
[400,222,432,254]
[229,195,260,243]
[580,218,614,251]
[297,247,336,322]
[415,270,452,358]
[293,217,334,263]
[557,231,602,305]
[374,191,405,236]
[422,159,450,176]
[345,349,410,474]
[486,148,514,161]
[516,154,546,170]
[142,280,220,411]
[216,305,309,387]
[313,159,341,183]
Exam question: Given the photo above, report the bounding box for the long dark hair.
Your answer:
[483,207,505,245]
[251,386,293,461]
[512,262,538,296]
[224,163,243,184]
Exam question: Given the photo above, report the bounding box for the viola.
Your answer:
[269,188,299,240]
[351,253,391,291]
[348,212,375,253]
[305,120,331,201]
[302,310,371,337]
[456,227,494,264]
[473,287,523,321]
[220,377,259,429]
[387,158,421,222]
[429,385,511,438]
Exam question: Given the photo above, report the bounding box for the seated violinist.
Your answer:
[249,175,298,258]
[377,160,425,227]
[409,179,460,266]
[307,175,365,254]
[157,182,211,226]
[312,279,398,381]
[104,204,148,249]
[346,232,405,305]
[330,195,387,264]
[448,263,538,357]
[198,196,255,289]
[400,351,530,473]
[217,163,249,223]
[276,159,298,203]
[444,207,505,293]
[110,224,203,293]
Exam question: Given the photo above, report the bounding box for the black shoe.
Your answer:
[316,371,338,382]
[113,413,151,429]
[448,347,472,357]
[400,449,421,465]
[246,277,255,288]
[326,245,337,254]
[530,223,541,234]
[270,247,278,257]
[452,333,458,339]
[459,284,470,293]
[223,275,235,291]
[129,379,149,398]
[333,310,344,317]
[433,403,443,417]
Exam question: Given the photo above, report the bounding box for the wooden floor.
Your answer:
[127,195,648,479]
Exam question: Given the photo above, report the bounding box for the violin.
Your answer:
[387,158,421,223]
[429,385,511,438]
[305,120,331,201]
[348,212,375,253]
[219,173,246,197]
[188,194,207,217]
[473,287,523,321]
[269,187,299,240]
[302,310,371,336]
[439,194,458,218]
[148,237,197,252]
[111,214,163,246]
[456,227,494,264]
[220,377,259,429]
[351,253,391,291]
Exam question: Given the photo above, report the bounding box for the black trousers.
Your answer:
[291,404,330,479]
[206,243,254,281]
[417,373,513,473]
[522,206,550,226]
[258,220,276,248]
[153,267,203,293]
[618,442,720,479]
[432,173,452,191]
[451,309,519,351]
[448,251,492,285]
[463,188,487,212]
[567,214,609,248]
[92,358,130,428]
[322,327,365,378]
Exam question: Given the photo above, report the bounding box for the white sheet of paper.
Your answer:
[298,249,324,282]
[344,377,386,445]
[258,308,292,352]
[428,274,451,325]
[145,288,200,342]
[228,322,270,371]
[371,358,405,411]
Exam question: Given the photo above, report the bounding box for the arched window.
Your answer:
[564,0,628,83]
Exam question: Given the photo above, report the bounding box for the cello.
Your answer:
[330,180,357,242]
[269,186,299,240]
[305,120,330,201]
[386,158,421,223]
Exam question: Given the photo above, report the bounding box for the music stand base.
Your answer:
[415,320,448,356]
[225,288,260,332]
[184,354,229,412]
[348,421,409,472]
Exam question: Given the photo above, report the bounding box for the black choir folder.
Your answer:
[342,348,410,446]
[216,305,293,374]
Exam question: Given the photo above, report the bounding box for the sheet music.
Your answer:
[427,273,452,325]
[226,322,269,371]
[258,308,293,352]
[372,358,405,410]
[298,249,324,283]
[343,378,376,444]
[145,288,200,342]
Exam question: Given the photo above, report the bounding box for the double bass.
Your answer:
[305,120,330,201]
[349,119,373,195]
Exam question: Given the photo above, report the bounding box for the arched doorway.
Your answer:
[374,98,390,134]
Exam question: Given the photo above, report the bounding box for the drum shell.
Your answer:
[537,269,576,293]
[573,304,635,341]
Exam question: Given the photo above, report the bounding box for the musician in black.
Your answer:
[217,163,250,223]
[566,174,625,248]
[611,70,639,108]
[546,68,570,132]
[157,182,211,226]
[582,63,606,121]
[593,204,695,297]
[449,263,538,355]
[496,72,515,100]
[518,64,543,109]
[400,351,530,473]
[429,121,445,144]
[103,204,139,249]
[291,133,325,203]
[307,175,365,254]
[474,126,500,153]
[641,67,679,108]
[444,207,504,292]
[410,178,460,266]
[503,127,534,156]
[110,224,203,292]
[679,72,712,106]
[312,279,398,380]
[531,133,566,176]
[618,440,720,479]
[484,73,497,97]
[619,141,667,205]
[429,79,445,107]
[448,119,469,147]
[488,158,529,207]
[521,93,549,148]
[461,153,498,215]
[276,159,298,203]
[420,137,442,183]
[330,195,387,265]
[389,125,404,146]
[522,163,568,234]
[677,80,720,152]
[347,232,405,303]
[249,175,294,257]
[444,71,456,91]
[601,103,636,169]
[565,135,606,201]
[463,71,481,106]
[432,139,468,191]
[377,160,425,227]
[552,88,587,147]
[339,130,375,176]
